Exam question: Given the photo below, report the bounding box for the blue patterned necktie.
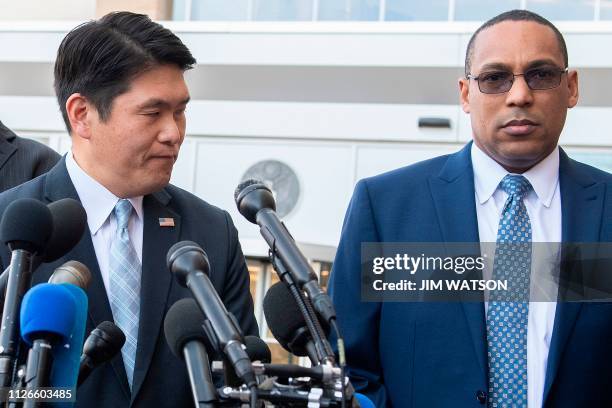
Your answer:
[486,175,533,407]
[109,199,141,389]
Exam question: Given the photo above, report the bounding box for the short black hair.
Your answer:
[464,9,568,77]
[54,11,196,132]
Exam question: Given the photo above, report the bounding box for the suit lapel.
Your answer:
[43,158,132,397]
[543,149,605,403]
[428,143,487,377]
[0,130,17,171]
[130,190,180,404]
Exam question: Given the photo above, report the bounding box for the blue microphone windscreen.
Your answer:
[50,283,88,408]
[355,393,376,408]
[20,283,78,345]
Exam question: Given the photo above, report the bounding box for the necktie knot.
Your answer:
[114,199,133,231]
[500,174,532,200]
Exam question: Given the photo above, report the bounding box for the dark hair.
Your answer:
[54,11,196,132]
[465,9,568,77]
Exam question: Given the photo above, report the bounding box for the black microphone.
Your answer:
[221,335,272,387]
[234,180,336,325]
[243,336,271,364]
[164,298,217,408]
[166,241,257,390]
[38,198,88,265]
[263,282,330,365]
[0,198,53,388]
[0,198,87,297]
[78,321,125,387]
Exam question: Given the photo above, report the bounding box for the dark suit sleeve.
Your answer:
[30,142,61,178]
[0,136,60,192]
[328,180,388,407]
[221,210,259,337]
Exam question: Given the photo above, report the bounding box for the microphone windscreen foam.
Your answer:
[0,198,53,253]
[244,335,271,363]
[44,198,87,262]
[164,298,213,359]
[355,393,376,408]
[49,283,88,402]
[263,282,308,353]
[20,283,78,345]
[83,321,126,365]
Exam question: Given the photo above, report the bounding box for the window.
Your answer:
[252,0,314,21]
[385,0,449,21]
[454,0,521,21]
[525,0,595,21]
[318,0,380,21]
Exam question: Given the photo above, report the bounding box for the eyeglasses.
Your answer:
[467,67,568,94]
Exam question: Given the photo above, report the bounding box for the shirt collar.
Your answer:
[65,151,143,234]
[471,142,559,208]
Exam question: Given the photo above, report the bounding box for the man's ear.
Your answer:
[65,94,93,140]
[566,69,579,109]
[459,77,471,114]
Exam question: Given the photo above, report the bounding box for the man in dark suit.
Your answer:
[0,12,258,408]
[0,120,60,192]
[329,10,612,408]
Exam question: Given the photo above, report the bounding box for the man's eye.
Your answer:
[143,111,160,117]
[481,72,509,83]
[530,68,555,79]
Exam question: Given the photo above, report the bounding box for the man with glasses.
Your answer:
[329,9,612,407]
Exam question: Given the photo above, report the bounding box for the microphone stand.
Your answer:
[269,252,353,408]
[183,342,217,408]
[268,252,335,365]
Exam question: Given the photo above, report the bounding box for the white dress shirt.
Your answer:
[471,143,561,408]
[65,151,144,296]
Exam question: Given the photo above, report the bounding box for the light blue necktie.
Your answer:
[486,175,532,407]
[109,199,141,389]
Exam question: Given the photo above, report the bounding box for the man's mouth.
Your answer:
[501,119,538,136]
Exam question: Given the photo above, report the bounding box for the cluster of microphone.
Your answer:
[161,180,373,407]
[0,181,373,407]
[0,198,125,407]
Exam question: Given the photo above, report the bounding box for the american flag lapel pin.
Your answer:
[158,217,175,227]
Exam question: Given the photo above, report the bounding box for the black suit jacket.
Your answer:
[0,158,259,407]
[0,121,60,192]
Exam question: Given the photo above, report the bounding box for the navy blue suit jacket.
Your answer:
[329,143,612,407]
[0,158,259,408]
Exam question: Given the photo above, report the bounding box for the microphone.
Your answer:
[263,282,330,365]
[0,198,53,388]
[354,393,376,408]
[0,198,87,299]
[39,198,88,265]
[48,260,91,289]
[20,283,79,408]
[243,336,271,364]
[44,261,91,402]
[167,241,257,391]
[164,298,217,408]
[78,321,125,387]
[234,180,336,325]
[47,287,87,408]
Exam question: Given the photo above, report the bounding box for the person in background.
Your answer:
[0,120,60,192]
